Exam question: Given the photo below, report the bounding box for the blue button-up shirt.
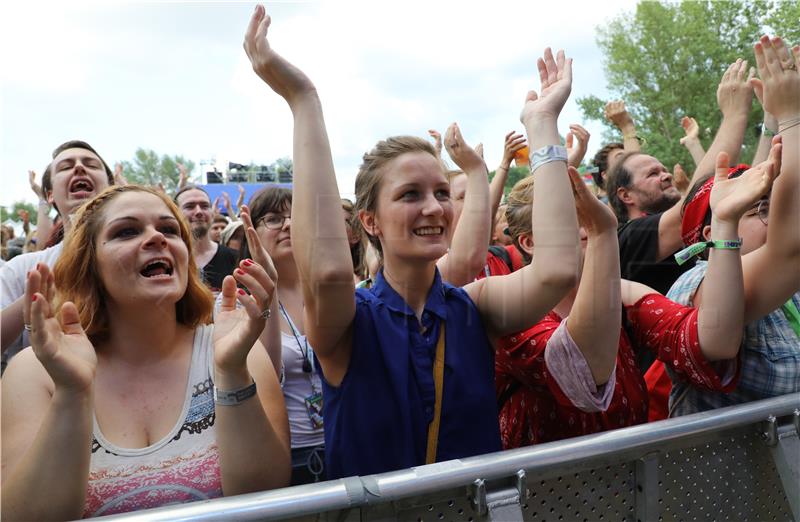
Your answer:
[319,269,501,479]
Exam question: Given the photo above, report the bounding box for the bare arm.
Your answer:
[213,250,291,493]
[679,116,706,166]
[236,184,246,215]
[563,167,620,385]
[658,59,755,260]
[2,266,97,521]
[437,123,491,286]
[489,131,527,223]
[688,151,780,360]
[605,100,640,153]
[244,7,354,385]
[753,85,778,165]
[737,37,800,323]
[466,48,579,338]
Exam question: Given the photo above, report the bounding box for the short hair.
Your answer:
[46,140,115,215]
[354,136,439,256]
[173,184,210,204]
[53,185,213,344]
[591,142,624,189]
[605,151,643,222]
[212,214,230,225]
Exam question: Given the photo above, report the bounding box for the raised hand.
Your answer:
[717,59,755,118]
[428,129,443,157]
[177,163,188,189]
[751,36,800,121]
[474,142,484,160]
[243,4,316,105]
[710,138,782,224]
[520,48,572,124]
[214,204,278,373]
[567,166,617,236]
[566,123,590,167]
[604,100,634,130]
[444,122,486,175]
[29,170,44,199]
[673,163,690,195]
[113,163,128,186]
[500,131,527,169]
[25,263,97,394]
[679,116,700,144]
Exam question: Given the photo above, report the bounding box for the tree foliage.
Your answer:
[489,166,530,197]
[120,149,195,193]
[578,0,797,173]
[2,202,38,226]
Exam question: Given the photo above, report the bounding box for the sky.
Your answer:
[0,0,637,211]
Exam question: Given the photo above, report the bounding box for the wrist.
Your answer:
[497,163,510,171]
[214,364,251,389]
[709,216,740,238]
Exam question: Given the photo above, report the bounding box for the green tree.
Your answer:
[489,166,530,197]
[2,202,38,226]
[578,0,796,173]
[120,149,195,193]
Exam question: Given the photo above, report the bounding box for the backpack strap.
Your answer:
[488,245,514,274]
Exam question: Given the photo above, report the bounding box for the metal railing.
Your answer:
[94,392,800,522]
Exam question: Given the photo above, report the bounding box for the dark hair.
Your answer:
[605,151,642,222]
[212,214,229,225]
[173,184,210,204]
[591,142,624,189]
[47,140,115,215]
[239,186,293,261]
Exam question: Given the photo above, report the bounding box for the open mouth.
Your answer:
[139,258,174,278]
[414,227,444,237]
[69,178,95,195]
[413,226,444,237]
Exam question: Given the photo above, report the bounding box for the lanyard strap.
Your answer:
[426,322,446,465]
[279,301,313,374]
[781,298,800,339]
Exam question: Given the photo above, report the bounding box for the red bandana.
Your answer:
[680,164,750,246]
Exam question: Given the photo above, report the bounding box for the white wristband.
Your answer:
[530,145,568,173]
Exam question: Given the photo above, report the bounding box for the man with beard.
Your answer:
[174,185,237,294]
[606,153,686,295]
[606,58,756,297]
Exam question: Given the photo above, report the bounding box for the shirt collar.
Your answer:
[371,268,448,321]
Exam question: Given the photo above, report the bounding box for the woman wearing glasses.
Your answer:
[220,187,326,485]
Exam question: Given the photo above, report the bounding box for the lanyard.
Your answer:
[279,301,312,374]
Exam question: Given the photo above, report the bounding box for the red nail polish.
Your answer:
[243,259,253,266]
[32,294,38,302]
[235,268,245,276]
[238,289,246,296]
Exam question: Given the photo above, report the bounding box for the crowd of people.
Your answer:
[1,5,798,519]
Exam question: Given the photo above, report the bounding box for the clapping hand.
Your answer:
[568,166,617,236]
[716,59,755,118]
[604,100,634,130]
[428,129,443,158]
[25,263,97,394]
[28,170,44,199]
[213,205,277,373]
[566,124,590,167]
[679,116,700,145]
[444,122,486,175]
[750,36,800,121]
[710,139,781,225]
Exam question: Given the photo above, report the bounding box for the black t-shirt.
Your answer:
[617,212,694,295]
[201,244,238,293]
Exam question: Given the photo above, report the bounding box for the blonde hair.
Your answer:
[53,185,213,344]
[354,135,439,256]
[505,175,535,263]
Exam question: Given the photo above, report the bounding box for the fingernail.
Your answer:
[238,289,246,295]
[235,268,246,276]
[32,294,38,302]
[243,259,254,266]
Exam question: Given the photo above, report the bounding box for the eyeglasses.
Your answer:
[745,200,769,226]
[258,214,291,230]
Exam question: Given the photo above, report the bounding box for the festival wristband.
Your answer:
[530,145,568,173]
[674,238,742,266]
[214,380,257,406]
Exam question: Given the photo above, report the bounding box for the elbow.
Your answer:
[699,331,743,362]
[538,266,578,292]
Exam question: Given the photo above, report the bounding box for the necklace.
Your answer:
[279,301,312,373]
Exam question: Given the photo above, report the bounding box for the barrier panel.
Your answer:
[94,393,800,522]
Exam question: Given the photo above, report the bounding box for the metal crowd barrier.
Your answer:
[95,393,800,522]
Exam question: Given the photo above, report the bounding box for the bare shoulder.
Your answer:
[620,279,662,306]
